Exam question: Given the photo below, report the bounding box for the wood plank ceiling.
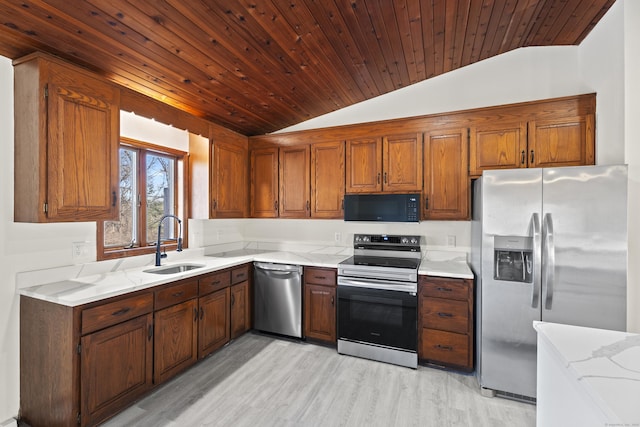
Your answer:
[0,0,615,136]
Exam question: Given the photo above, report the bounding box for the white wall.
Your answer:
[622,0,640,333]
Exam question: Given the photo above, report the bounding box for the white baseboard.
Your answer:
[0,418,17,427]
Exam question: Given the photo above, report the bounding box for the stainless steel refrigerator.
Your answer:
[470,164,628,400]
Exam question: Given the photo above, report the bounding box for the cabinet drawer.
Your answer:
[199,270,230,296]
[304,267,336,286]
[231,265,249,284]
[81,293,153,335]
[421,328,469,367]
[155,280,198,311]
[421,298,468,334]
[420,277,469,301]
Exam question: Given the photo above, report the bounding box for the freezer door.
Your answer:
[478,168,542,398]
[541,165,627,331]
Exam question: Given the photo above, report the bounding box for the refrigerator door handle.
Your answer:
[542,213,555,310]
[531,213,541,308]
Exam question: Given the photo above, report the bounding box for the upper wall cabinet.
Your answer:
[14,53,120,222]
[346,133,422,193]
[279,145,311,218]
[469,113,595,176]
[250,147,279,218]
[211,141,248,218]
[423,128,469,220]
[250,145,312,219]
[311,141,345,218]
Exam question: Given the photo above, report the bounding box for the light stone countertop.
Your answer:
[18,246,473,307]
[534,321,640,425]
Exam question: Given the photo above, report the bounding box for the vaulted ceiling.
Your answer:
[0,0,615,135]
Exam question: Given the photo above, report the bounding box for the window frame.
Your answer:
[97,137,190,261]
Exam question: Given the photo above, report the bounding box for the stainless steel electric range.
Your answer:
[337,234,421,369]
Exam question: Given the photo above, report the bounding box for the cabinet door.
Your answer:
[304,284,336,342]
[383,133,423,191]
[346,137,382,193]
[279,145,310,218]
[423,128,469,220]
[469,122,527,176]
[199,288,231,358]
[230,281,250,339]
[528,114,595,168]
[212,141,248,218]
[250,147,279,217]
[47,65,120,221]
[154,299,198,384]
[80,314,153,427]
[311,141,345,218]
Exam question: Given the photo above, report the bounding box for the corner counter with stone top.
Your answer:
[534,321,640,427]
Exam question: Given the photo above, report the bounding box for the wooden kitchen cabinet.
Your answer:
[153,280,199,384]
[418,276,474,371]
[80,314,153,426]
[21,291,155,427]
[211,140,248,218]
[470,113,595,176]
[230,264,251,339]
[469,122,528,176]
[198,270,232,358]
[310,141,345,218]
[250,147,279,217]
[423,128,469,220]
[346,137,383,193]
[279,145,311,218]
[14,52,119,222]
[303,267,337,343]
[528,115,595,168]
[346,133,422,193]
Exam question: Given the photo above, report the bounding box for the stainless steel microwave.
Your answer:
[343,194,420,222]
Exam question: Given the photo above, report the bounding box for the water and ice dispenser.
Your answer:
[493,236,533,283]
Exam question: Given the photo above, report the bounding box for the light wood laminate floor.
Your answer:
[103,333,536,426]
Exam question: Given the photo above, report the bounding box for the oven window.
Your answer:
[338,286,417,351]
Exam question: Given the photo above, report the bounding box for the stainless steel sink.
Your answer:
[143,263,205,275]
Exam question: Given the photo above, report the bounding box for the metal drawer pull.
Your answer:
[199,307,204,320]
[111,307,131,316]
[172,291,184,298]
[211,280,221,285]
[314,276,327,280]
[437,312,453,318]
[194,307,198,321]
[436,287,453,292]
[436,344,453,351]
[148,325,153,341]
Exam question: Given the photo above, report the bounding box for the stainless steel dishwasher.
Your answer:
[253,262,303,338]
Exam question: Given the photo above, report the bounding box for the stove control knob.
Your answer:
[362,236,370,242]
[410,237,419,244]
[401,237,409,244]
[354,236,362,242]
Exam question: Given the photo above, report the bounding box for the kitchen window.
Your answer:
[98,137,189,260]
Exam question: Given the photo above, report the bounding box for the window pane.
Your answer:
[146,153,176,243]
[104,148,137,247]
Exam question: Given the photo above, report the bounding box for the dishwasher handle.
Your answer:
[254,262,302,274]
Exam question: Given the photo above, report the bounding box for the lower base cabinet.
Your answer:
[303,267,337,343]
[80,314,153,426]
[20,263,253,427]
[418,275,474,371]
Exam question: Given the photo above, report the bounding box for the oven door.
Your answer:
[337,284,417,351]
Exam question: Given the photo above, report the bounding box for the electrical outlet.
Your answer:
[334,232,341,242]
[72,241,91,263]
[447,235,456,247]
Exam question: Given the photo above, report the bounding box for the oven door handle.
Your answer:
[337,276,416,293]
